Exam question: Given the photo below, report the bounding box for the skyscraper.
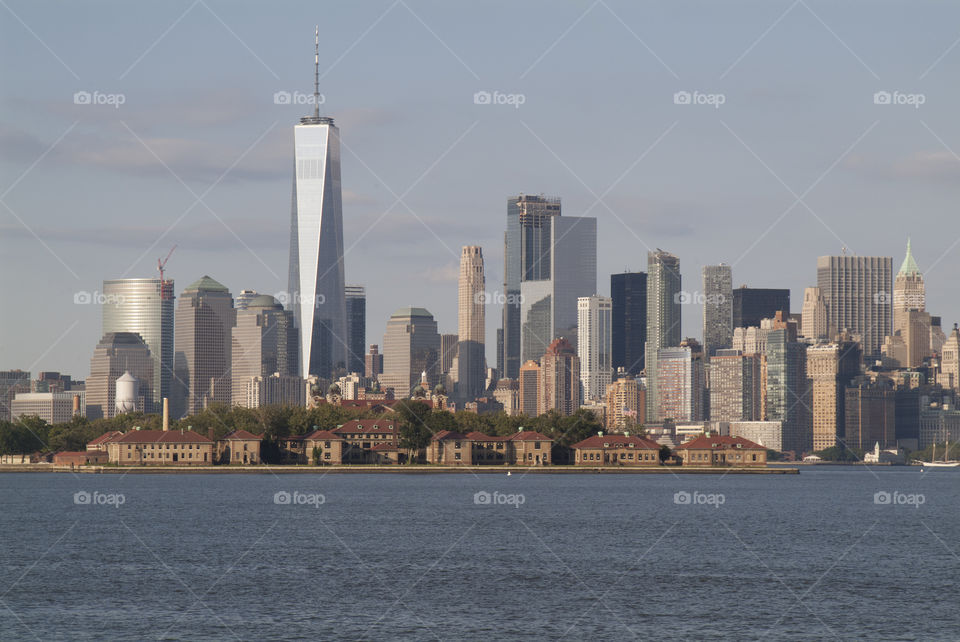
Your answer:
[102,278,174,410]
[345,285,366,374]
[503,194,561,379]
[702,264,733,358]
[765,329,811,455]
[519,360,541,416]
[577,295,612,402]
[817,255,892,357]
[231,294,298,407]
[288,28,347,379]
[940,324,960,393]
[173,276,235,417]
[889,240,930,368]
[605,376,644,430]
[645,250,681,423]
[0,370,31,422]
[538,338,580,416]
[800,286,828,342]
[657,339,705,423]
[732,287,790,329]
[709,349,760,422]
[457,246,486,401]
[518,216,596,364]
[610,271,647,375]
[808,338,862,451]
[365,344,383,380]
[380,307,441,397]
[86,332,153,420]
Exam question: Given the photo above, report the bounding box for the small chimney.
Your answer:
[72,394,81,416]
[207,427,214,441]
[624,431,630,437]
[162,398,169,431]
[597,431,604,437]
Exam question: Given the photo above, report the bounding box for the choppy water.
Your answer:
[0,467,957,640]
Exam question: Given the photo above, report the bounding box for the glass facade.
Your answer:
[288,118,347,378]
[345,285,366,375]
[611,272,646,376]
[644,250,681,422]
[102,278,174,409]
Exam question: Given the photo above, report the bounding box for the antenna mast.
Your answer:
[313,25,320,118]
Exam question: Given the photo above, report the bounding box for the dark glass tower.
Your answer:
[611,272,647,375]
[732,287,790,329]
[345,286,366,375]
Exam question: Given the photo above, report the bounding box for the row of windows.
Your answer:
[126,443,206,450]
[582,451,655,461]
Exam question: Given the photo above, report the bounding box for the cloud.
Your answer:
[845,150,960,182]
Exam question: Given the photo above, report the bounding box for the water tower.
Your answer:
[115,371,139,415]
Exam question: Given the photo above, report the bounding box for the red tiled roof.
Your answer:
[87,431,123,445]
[675,435,764,451]
[112,430,214,444]
[221,429,262,441]
[303,429,341,440]
[571,434,661,450]
[508,430,553,442]
[432,430,468,441]
[333,419,397,435]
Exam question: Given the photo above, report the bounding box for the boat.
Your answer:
[920,443,960,468]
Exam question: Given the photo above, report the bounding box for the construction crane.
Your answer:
[158,245,176,300]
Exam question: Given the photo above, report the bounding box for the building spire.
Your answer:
[313,25,320,118]
[898,237,920,276]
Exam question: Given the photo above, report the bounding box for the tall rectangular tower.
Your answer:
[611,272,647,375]
[702,264,733,358]
[577,295,612,402]
[288,29,347,379]
[345,286,366,374]
[645,250,681,423]
[457,246,486,401]
[816,255,892,357]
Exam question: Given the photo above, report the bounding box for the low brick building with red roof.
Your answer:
[425,429,552,465]
[216,429,262,465]
[54,450,109,466]
[507,430,553,465]
[675,434,766,467]
[571,433,662,466]
[86,431,123,452]
[301,429,344,465]
[427,431,471,464]
[106,429,215,465]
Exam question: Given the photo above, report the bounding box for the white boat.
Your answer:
[920,443,960,468]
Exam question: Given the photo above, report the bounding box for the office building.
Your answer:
[345,285,366,375]
[657,339,705,423]
[538,338,580,416]
[380,307,441,397]
[765,329,811,455]
[577,295,613,402]
[702,264,733,358]
[611,271,647,375]
[102,278,174,410]
[0,370,31,421]
[645,250,681,422]
[605,375,644,431]
[502,194,561,379]
[235,289,258,311]
[728,421,783,452]
[288,31,347,379]
[732,287,790,329]
[940,324,960,392]
[801,287,828,342]
[173,276,235,417]
[808,338,862,451]
[844,376,896,450]
[457,246,486,401]
[11,392,83,425]
[365,344,383,380]
[86,332,154,420]
[817,255,892,357]
[519,361,541,416]
[709,349,760,422]
[231,294,299,407]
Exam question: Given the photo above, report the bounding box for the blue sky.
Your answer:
[3,0,960,379]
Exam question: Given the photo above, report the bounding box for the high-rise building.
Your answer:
[656,339,705,422]
[86,332,154,420]
[503,194,561,379]
[844,376,896,450]
[11,392,83,425]
[288,30,347,379]
[808,338,862,451]
[493,378,520,416]
[940,324,960,392]
[365,344,384,380]
[32,372,73,393]
[380,307,441,397]
[102,278,174,410]
[893,239,925,327]
[765,329,811,455]
[173,276,235,417]
[702,264,733,358]
[930,316,947,355]
[800,287,828,342]
[538,338,580,416]
[888,240,930,368]
[440,334,459,378]
[817,255,892,357]
[732,287,790,329]
[231,294,299,407]
[519,360,541,416]
[610,272,647,375]
[345,285,366,375]
[457,246,486,401]
[577,296,612,402]
[519,216,597,364]
[0,370,31,421]
[605,376,644,430]
[235,289,259,311]
[709,349,760,422]
[645,250,681,423]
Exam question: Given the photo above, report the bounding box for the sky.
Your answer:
[2,0,960,380]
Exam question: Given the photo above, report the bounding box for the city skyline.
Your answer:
[4,2,960,382]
